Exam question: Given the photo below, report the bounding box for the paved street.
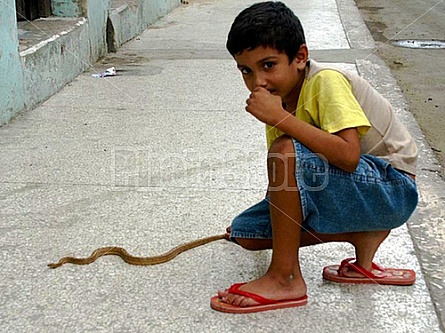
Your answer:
[1,0,444,332]
[356,0,445,178]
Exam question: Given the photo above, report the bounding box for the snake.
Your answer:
[48,234,226,269]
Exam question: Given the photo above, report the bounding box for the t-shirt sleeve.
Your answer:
[302,70,371,136]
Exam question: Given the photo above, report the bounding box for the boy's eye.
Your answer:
[264,62,275,69]
[240,67,251,75]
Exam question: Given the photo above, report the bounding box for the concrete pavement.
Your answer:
[1,0,444,332]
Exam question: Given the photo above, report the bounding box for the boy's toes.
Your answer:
[217,289,229,299]
[225,294,241,306]
[225,293,258,307]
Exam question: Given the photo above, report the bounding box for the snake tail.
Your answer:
[48,234,226,269]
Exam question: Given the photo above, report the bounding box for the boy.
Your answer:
[210,1,418,314]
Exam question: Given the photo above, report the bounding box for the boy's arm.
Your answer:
[277,116,360,172]
[246,87,360,172]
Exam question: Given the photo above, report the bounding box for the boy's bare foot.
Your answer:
[321,229,390,278]
[217,273,307,307]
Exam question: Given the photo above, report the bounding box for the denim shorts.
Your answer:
[230,139,418,239]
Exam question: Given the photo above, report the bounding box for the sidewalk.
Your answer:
[1,0,444,332]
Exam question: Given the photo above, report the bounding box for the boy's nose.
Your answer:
[253,73,267,89]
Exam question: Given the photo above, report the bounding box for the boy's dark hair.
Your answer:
[226,1,306,62]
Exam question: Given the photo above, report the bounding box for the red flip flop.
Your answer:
[322,258,416,286]
[210,283,308,314]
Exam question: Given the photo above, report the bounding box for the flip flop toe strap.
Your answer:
[228,283,278,305]
[338,258,388,279]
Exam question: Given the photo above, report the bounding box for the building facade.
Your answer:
[0,0,180,124]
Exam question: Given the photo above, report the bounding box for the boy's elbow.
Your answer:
[343,154,360,173]
[343,162,359,173]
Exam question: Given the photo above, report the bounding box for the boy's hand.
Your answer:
[245,87,288,126]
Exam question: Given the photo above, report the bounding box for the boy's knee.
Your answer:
[267,135,296,172]
[268,135,295,156]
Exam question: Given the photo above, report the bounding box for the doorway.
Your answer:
[16,0,51,21]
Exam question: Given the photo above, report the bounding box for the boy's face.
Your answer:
[234,46,307,105]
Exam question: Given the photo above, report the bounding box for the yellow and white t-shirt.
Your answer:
[266,68,371,148]
[266,60,418,175]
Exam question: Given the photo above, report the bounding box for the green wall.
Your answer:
[0,0,25,124]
